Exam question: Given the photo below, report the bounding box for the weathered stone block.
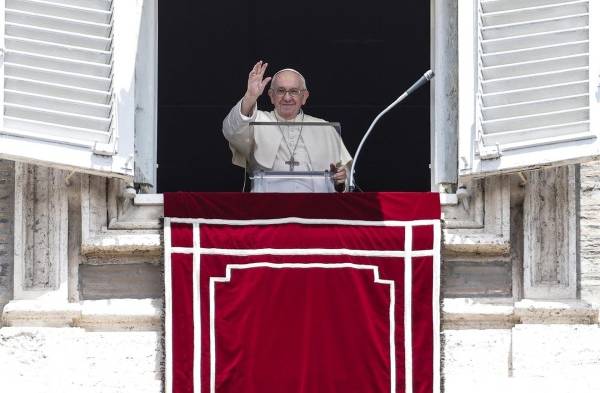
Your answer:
[0,159,14,312]
[0,327,162,392]
[442,328,511,377]
[512,324,600,377]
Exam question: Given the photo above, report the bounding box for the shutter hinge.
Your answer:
[478,143,501,160]
[478,139,502,160]
[93,142,117,156]
[476,131,501,160]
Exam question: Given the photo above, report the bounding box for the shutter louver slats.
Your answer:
[482,68,588,94]
[5,103,110,130]
[5,23,111,50]
[483,122,590,147]
[7,0,111,24]
[3,116,109,142]
[482,1,588,25]
[482,53,588,79]
[459,0,599,176]
[482,94,588,120]
[482,0,581,13]
[5,63,111,90]
[6,50,111,77]
[6,9,111,37]
[481,107,588,133]
[5,90,110,117]
[5,77,110,104]
[5,36,112,63]
[482,81,588,107]
[51,0,109,11]
[476,0,592,155]
[482,28,587,55]
[3,0,114,146]
[482,14,588,40]
[482,41,588,67]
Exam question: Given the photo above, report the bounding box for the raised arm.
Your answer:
[241,61,272,116]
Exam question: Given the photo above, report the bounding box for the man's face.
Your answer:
[268,71,309,120]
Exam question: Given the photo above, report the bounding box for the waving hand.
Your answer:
[247,61,271,98]
[241,61,271,116]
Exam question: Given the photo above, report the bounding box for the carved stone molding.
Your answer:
[443,298,598,329]
[0,160,15,308]
[80,176,161,258]
[443,175,511,255]
[523,165,577,299]
[13,163,68,301]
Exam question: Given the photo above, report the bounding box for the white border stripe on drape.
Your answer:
[167,216,441,393]
[404,224,413,393]
[193,223,201,393]
[170,247,434,258]
[169,217,439,227]
[208,263,395,393]
[432,220,442,393]
[164,218,173,393]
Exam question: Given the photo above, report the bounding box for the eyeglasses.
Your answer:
[271,87,306,97]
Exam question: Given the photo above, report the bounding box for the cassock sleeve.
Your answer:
[222,99,257,168]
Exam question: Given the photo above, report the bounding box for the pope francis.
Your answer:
[223,61,352,192]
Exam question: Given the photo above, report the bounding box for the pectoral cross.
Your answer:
[285,156,300,171]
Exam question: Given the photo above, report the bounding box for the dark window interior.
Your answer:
[158,1,430,192]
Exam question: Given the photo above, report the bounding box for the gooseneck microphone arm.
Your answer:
[348,70,435,192]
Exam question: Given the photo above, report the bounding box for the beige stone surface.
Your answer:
[444,325,600,393]
[512,324,600,377]
[0,160,14,312]
[0,327,162,392]
[444,376,600,393]
[442,328,511,377]
[580,161,600,306]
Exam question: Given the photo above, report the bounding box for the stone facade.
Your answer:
[0,160,14,312]
[1,2,599,391]
[580,161,600,307]
[0,161,163,391]
[440,164,600,393]
[0,158,599,392]
[0,327,161,392]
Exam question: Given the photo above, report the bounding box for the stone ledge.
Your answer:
[443,298,600,329]
[79,298,163,331]
[81,232,162,257]
[2,298,162,330]
[440,193,458,206]
[443,298,516,329]
[514,299,598,324]
[2,300,81,327]
[134,193,164,205]
[443,233,510,255]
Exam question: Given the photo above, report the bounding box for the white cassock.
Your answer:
[223,99,353,192]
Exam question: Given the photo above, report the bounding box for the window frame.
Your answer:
[0,0,156,181]
[457,0,600,178]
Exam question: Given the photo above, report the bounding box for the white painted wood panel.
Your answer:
[0,0,141,179]
[458,0,600,176]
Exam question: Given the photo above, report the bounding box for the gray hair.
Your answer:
[271,68,308,90]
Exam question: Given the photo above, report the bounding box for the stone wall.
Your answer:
[0,160,14,312]
[0,327,162,392]
[1,159,600,393]
[580,161,600,306]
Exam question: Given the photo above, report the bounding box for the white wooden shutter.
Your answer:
[0,0,140,179]
[458,0,600,177]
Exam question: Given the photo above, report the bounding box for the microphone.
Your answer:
[348,70,435,192]
[404,69,435,97]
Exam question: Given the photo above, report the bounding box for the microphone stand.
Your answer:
[348,70,435,192]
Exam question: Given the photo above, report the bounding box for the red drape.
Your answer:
[165,192,440,393]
